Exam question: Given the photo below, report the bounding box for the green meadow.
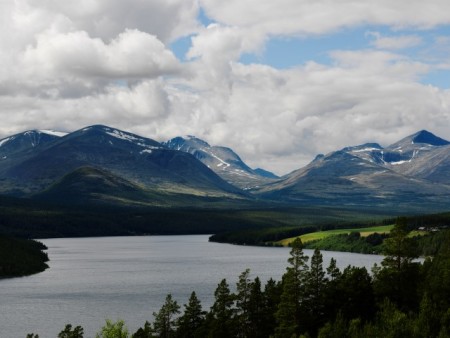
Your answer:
[277,224,394,246]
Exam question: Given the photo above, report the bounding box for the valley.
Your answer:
[1,125,450,241]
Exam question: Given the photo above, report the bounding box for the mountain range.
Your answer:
[163,135,278,190]
[1,126,450,211]
[255,130,450,209]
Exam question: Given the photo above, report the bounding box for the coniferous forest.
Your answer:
[27,219,450,338]
[0,236,49,278]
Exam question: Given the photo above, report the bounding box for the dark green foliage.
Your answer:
[235,269,253,337]
[382,217,419,271]
[334,266,375,321]
[302,249,327,335]
[234,271,267,338]
[58,324,84,338]
[415,230,450,256]
[373,217,422,312]
[132,321,153,338]
[16,220,450,337]
[177,292,205,338]
[373,299,414,338]
[274,238,309,338]
[246,277,266,338]
[260,278,282,336]
[304,232,386,254]
[206,279,237,338]
[414,293,442,338]
[210,226,317,246]
[0,194,387,239]
[317,312,348,338]
[152,294,180,338]
[423,230,450,313]
[0,235,48,278]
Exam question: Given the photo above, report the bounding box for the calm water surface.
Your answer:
[0,235,384,337]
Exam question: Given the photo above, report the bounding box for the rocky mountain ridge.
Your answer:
[1,126,450,210]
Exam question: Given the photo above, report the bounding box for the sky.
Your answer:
[1,1,450,175]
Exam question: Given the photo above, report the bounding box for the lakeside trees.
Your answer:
[27,221,450,338]
[0,236,49,278]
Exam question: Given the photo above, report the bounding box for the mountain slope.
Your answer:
[344,130,450,184]
[163,136,278,189]
[0,125,247,201]
[0,130,66,158]
[254,131,450,209]
[34,167,162,206]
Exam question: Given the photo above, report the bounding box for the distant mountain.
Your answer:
[253,168,279,179]
[163,136,277,189]
[2,126,450,211]
[254,130,450,209]
[0,130,66,158]
[343,130,450,184]
[0,125,247,203]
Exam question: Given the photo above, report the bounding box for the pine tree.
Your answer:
[374,217,421,312]
[275,237,309,338]
[326,258,340,281]
[236,269,252,337]
[207,279,236,338]
[382,217,418,271]
[303,248,327,335]
[261,278,282,337]
[415,293,441,338]
[132,321,154,338]
[153,294,180,338]
[247,277,265,338]
[176,291,205,338]
[58,324,84,338]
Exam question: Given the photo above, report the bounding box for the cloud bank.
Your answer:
[1,0,450,175]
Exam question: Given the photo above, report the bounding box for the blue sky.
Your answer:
[173,12,450,89]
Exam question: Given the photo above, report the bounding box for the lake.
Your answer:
[0,235,384,337]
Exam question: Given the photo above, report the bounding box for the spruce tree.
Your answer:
[153,294,180,338]
[177,291,205,338]
[58,324,84,338]
[131,321,153,338]
[236,269,252,337]
[247,277,265,338]
[382,217,418,271]
[275,237,309,338]
[303,248,327,335]
[262,278,282,337]
[208,279,236,338]
[374,217,421,312]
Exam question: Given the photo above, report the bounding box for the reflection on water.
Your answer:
[0,235,384,337]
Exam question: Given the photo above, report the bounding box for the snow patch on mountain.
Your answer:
[350,147,382,153]
[209,152,230,168]
[39,130,68,137]
[0,137,13,147]
[106,129,142,143]
[104,128,161,152]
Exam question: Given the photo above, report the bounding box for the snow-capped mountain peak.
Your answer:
[0,129,64,155]
[163,135,278,189]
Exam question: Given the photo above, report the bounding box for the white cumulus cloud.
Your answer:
[1,0,450,175]
[23,29,181,80]
[367,32,423,50]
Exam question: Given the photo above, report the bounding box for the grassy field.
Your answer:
[277,225,394,246]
